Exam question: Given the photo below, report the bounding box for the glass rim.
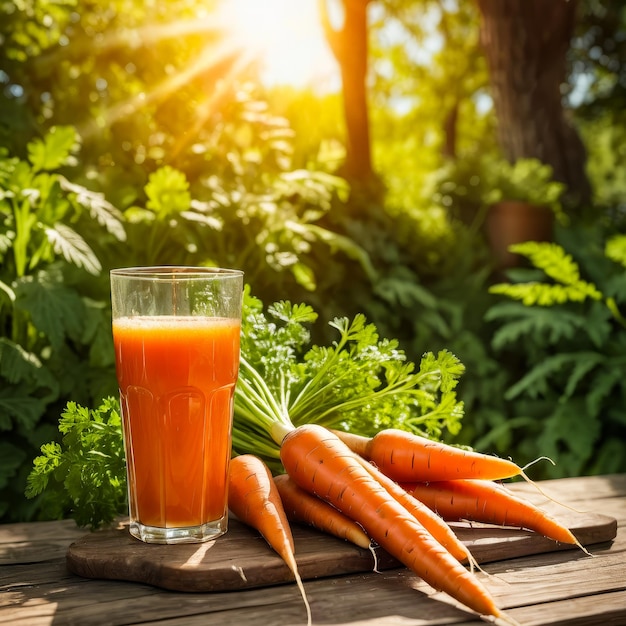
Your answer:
[110,266,244,280]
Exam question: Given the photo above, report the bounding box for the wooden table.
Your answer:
[1,474,625,626]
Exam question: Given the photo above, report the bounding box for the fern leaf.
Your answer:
[505,353,577,400]
[490,281,601,306]
[45,222,101,275]
[538,399,600,473]
[586,364,626,419]
[560,352,604,400]
[58,176,126,242]
[374,266,437,309]
[509,242,580,285]
[484,300,528,321]
[584,301,614,348]
[492,242,602,305]
[489,306,584,350]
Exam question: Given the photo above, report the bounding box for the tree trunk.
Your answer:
[319,0,373,183]
[476,0,592,208]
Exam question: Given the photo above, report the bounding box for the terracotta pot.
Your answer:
[485,200,554,271]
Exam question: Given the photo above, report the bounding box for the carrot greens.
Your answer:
[234,292,466,471]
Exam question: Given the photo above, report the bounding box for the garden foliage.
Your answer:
[1,0,625,523]
[0,128,125,520]
[485,230,626,478]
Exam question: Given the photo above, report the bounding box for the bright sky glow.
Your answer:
[217,0,339,91]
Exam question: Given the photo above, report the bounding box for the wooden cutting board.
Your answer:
[66,507,617,593]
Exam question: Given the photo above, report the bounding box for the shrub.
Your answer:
[484,227,626,478]
[0,127,125,520]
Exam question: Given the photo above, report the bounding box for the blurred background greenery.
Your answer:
[1,0,625,523]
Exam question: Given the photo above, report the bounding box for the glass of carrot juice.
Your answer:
[110,266,243,544]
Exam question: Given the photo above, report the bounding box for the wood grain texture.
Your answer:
[3,475,625,626]
[65,506,616,592]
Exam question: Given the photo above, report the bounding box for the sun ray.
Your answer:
[67,1,337,159]
[77,35,251,145]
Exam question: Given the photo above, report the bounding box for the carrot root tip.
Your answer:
[368,543,382,573]
[519,469,587,514]
[521,455,555,471]
[489,612,523,626]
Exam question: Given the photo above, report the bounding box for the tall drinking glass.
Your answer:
[110,266,243,544]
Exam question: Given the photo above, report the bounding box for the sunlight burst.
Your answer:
[217,0,338,90]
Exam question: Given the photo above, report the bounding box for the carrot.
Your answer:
[273,473,371,549]
[353,455,474,566]
[228,454,312,626]
[404,478,590,553]
[280,424,518,625]
[333,428,523,482]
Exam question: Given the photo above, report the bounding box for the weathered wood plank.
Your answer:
[509,589,626,626]
[1,475,625,626]
[0,519,86,565]
[63,501,616,593]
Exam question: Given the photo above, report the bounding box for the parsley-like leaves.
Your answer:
[26,397,127,529]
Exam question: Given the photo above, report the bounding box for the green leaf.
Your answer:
[560,352,604,400]
[490,242,602,305]
[290,262,316,291]
[586,364,626,419]
[0,337,44,384]
[374,268,437,309]
[0,279,16,304]
[24,442,62,497]
[0,386,47,431]
[58,176,126,242]
[489,281,601,306]
[605,234,626,269]
[80,298,115,368]
[0,442,27,490]
[14,269,87,349]
[487,303,586,350]
[145,166,191,217]
[509,242,580,284]
[27,126,79,173]
[268,301,318,325]
[45,222,101,275]
[584,301,614,348]
[505,353,574,400]
[25,398,127,529]
[539,399,600,467]
[297,222,378,282]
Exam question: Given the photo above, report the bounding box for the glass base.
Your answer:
[129,516,228,544]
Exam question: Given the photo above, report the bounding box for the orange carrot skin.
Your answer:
[405,479,579,545]
[355,457,471,564]
[350,428,522,482]
[229,455,313,626]
[228,454,295,556]
[280,424,504,620]
[273,474,371,549]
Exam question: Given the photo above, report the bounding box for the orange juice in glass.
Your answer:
[110,267,243,544]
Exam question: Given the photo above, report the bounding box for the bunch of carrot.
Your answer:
[228,296,588,625]
[228,424,587,626]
